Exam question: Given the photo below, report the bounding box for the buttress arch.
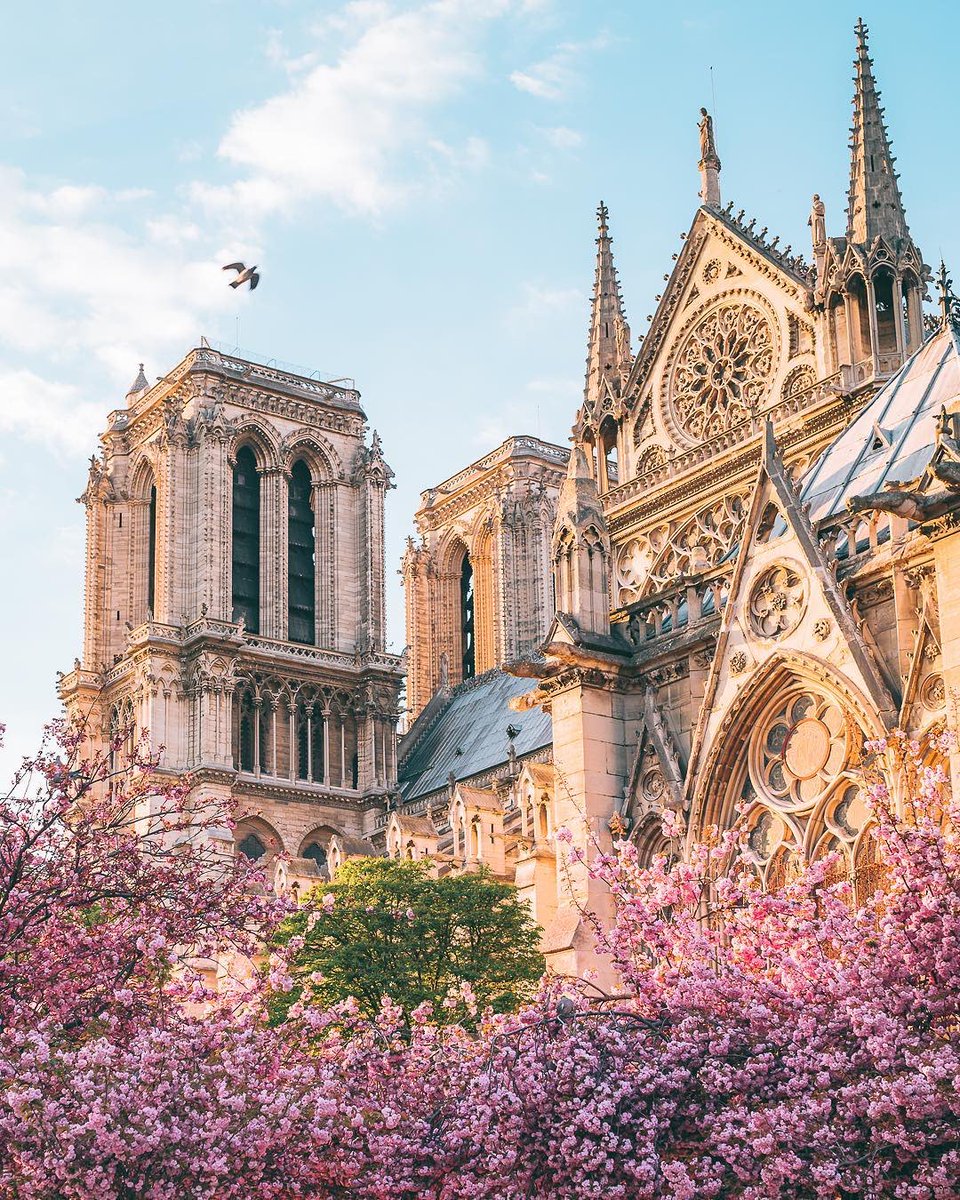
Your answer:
[689,652,885,881]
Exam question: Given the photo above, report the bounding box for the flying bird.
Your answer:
[222,262,260,290]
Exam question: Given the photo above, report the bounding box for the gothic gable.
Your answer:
[684,423,898,833]
[625,207,817,460]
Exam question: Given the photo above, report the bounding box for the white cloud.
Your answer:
[471,376,579,448]
[542,125,582,150]
[507,281,581,324]
[0,167,243,441]
[510,35,608,101]
[0,369,102,456]
[207,0,513,218]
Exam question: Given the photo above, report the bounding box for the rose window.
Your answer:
[670,304,775,441]
[754,693,850,811]
[749,564,806,638]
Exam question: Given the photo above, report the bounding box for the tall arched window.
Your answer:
[460,554,475,680]
[232,446,261,632]
[288,459,316,644]
[147,484,157,615]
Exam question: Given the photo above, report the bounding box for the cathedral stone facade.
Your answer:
[395,22,960,975]
[60,22,960,980]
[401,435,568,720]
[59,345,402,888]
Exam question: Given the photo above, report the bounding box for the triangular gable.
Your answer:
[623,205,815,426]
[623,689,685,822]
[899,574,945,731]
[684,421,899,815]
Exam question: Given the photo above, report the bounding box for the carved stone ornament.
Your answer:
[782,363,816,399]
[702,258,722,284]
[641,768,666,803]
[813,618,831,642]
[730,650,748,674]
[614,493,745,606]
[749,563,806,639]
[920,673,946,711]
[669,304,775,441]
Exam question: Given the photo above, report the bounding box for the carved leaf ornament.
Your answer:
[671,304,774,440]
[749,564,806,638]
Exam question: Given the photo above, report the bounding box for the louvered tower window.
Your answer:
[288,459,316,644]
[232,446,260,632]
[147,484,157,614]
[460,554,475,680]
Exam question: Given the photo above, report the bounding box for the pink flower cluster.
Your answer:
[1,723,958,1197]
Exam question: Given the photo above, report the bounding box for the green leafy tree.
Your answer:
[271,858,544,1025]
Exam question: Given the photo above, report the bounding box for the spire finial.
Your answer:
[597,201,610,238]
[846,19,909,246]
[936,260,959,330]
[697,107,721,208]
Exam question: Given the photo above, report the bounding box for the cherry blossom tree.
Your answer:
[1,721,959,1198]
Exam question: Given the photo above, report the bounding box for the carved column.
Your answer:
[892,275,906,360]
[314,481,336,650]
[156,429,188,625]
[260,467,285,639]
[197,426,231,620]
[80,478,106,669]
[842,290,857,366]
[865,276,880,371]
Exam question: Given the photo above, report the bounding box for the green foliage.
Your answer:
[271,858,544,1025]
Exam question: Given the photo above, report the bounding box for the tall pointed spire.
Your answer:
[584,202,630,409]
[846,18,909,246]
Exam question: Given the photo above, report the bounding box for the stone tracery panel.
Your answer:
[667,302,776,442]
[739,685,868,891]
[613,493,746,607]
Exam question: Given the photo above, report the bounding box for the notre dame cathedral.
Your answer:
[61,21,960,974]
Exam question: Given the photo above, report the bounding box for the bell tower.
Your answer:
[59,345,403,881]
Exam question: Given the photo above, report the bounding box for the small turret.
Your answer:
[126,363,149,400]
[552,440,611,639]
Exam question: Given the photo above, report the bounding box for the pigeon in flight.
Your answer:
[222,262,260,290]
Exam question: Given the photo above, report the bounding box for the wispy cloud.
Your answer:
[472,375,579,447]
[507,281,582,325]
[0,167,241,452]
[510,36,607,101]
[541,125,582,149]
[201,0,517,220]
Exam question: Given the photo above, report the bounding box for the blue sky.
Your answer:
[0,0,957,777]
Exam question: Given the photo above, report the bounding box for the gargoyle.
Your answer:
[846,488,955,521]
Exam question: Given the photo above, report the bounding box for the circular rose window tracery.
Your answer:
[754,692,850,813]
[670,304,775,442]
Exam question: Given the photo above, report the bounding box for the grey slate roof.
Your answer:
[801,324,960,523]
[398,669,551,804]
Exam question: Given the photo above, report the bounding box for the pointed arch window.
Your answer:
[303,841,329,878]
[288,459,316,644]
[238,832,266,861]
[460,554,475,680]
[232,446,260,632]
[147,485,157,614]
